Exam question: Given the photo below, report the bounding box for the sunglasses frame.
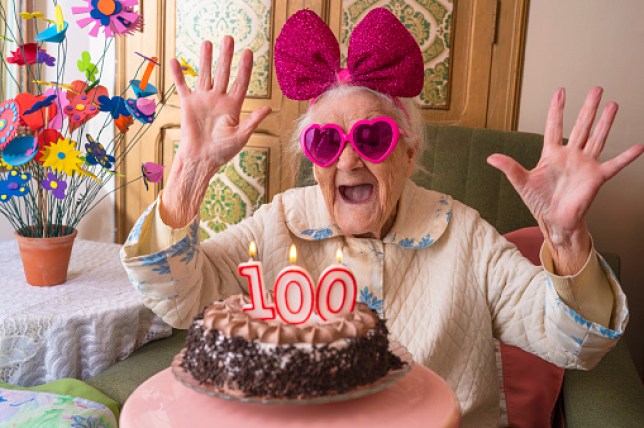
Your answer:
[300,116,400,167]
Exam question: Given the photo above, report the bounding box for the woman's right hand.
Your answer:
[161,37,271,228]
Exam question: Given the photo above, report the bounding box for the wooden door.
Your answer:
[116,0,528,242]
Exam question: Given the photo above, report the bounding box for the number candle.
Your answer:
[240,241,275,320]
[273,244,315,324]
[316,248,357,320]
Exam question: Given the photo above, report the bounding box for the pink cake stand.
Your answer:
[120,364,461,427]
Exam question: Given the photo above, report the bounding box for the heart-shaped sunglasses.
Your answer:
[300,116,400,167]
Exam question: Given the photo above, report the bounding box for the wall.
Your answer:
[0,1,115,242]
[518,0,644,375]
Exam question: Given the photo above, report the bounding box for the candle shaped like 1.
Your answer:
[239,241,275,320]
[316,248,357,321]
[273,244,316,324]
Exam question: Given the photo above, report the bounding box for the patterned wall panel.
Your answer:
[175,0,273,97]
[174,144,268,240]
[341,0,454,108]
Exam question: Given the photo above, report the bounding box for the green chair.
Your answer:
[87,124,644,426]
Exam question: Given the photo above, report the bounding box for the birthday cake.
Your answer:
[179,294,404,399]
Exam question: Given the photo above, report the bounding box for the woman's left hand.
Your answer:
[487,87,644,275]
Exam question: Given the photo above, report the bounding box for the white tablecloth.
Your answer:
[0,239,172,386]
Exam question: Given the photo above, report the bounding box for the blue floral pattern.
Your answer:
[359,286,383,316]
[399,233,434,249]
[301,227,333,240]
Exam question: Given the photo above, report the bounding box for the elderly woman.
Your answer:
[122,9,643,427]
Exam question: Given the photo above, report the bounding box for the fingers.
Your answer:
[238,106,272,140]
[487,154,528,190]
[168,58,190,98]
[601,144,644,180]
[213,36,234,94]
[198,41,213,91]
[543,88,565,153]
[230,49,254,101]
[585,102,618,158]
[569,87,602,149]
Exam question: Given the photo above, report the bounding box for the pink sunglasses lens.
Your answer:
[352,121,394,161]
[303,127,343,165]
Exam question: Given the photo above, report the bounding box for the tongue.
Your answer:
[341,184,373,203]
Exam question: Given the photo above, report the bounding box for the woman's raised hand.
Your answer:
[161,37,271,228]
[487,87,644,274]
[169,37,271,170]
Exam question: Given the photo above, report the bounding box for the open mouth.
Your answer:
[339,184,374,204]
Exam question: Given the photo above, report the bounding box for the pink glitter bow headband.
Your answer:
[274,8,424,102]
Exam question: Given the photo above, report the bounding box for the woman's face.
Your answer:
[310,90,417,238]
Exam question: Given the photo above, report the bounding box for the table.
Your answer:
[120,364,462,428]
[0,239,172,386]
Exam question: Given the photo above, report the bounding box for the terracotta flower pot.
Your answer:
[14,228,78,286]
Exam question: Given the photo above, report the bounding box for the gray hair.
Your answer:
[288,85,427,180]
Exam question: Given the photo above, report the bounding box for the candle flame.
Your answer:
[336,248,343,264]
[248,241,257,259]
[289,244,297,264]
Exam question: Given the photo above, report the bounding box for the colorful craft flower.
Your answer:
[97,95,130,119]
[77,51,98,81]
[0,158,14,170]
[36,51,56,67]
[42,172,67,200]
[72,0,143,38]
[63,80,108,132]
[0,100,20,150]
[179,57,198,77]
[41,137,83,175]
[125,98,155,124]
[23,94,57,115]
[0,170,30,203]
[142,161,164,191]
[43,88,69,131]
[34,5,69,44]
[36,129,64,163]
[85,134,115,169]
[6,43,53,66]
[114,115,133,133]
[16,92,57,130]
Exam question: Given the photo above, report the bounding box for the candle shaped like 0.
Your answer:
[273,244,316,324]
[316,248,357,320]
[239,241,275,320]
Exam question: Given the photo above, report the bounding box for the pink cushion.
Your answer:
[501,227,565,428]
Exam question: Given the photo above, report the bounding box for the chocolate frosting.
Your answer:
[201,294,377,345]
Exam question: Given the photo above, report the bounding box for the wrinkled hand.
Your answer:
[487,87,644,272]
[161,37,271,228]
[169,37,271,171]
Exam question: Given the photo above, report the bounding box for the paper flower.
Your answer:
[41,137,83,175]
[6,43,53,66]
[1,136,39,166]
[72,0,143,38]
[77,51,98,81]
[85,134,116,169]
[23,94,57,115]
[35,5,69,44]
[63,80,108,131]
[142,162,164,190]
[42,172,67,199]
[0,170,30,203]
[36,51,56,67]
[125,98,155,124]
[16,92,57,130]
[97,95,130,119]
[0,100,20,150]
[179,57,198,77]
[114,114,133,133]
[36,129,63,163]
[43,88,69,131]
